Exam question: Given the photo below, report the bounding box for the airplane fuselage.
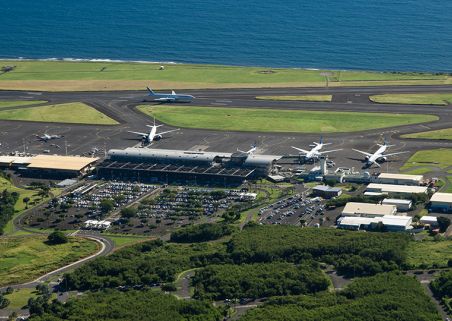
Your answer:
[149,93,194,103]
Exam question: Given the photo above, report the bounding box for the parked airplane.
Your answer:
[353,139,409,168]
[146,86,194,103]
[291,137,342,160]
[237,144,257,155]
[35,133,63,142]
[128,118,179,144]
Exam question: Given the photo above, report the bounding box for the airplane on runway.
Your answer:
[291,137,342,160]
[35,133,63,142]
[128,118,180,145]
[146,86,194,103]
[353,139,409,168]
[237,144,257,155]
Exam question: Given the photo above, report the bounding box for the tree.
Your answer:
[0,294,10,309]
[120,207,137,219]
[47,231,68,245]
[437,216,451,233]
[4,287,13,295]
[23,197,31,209]
[99,199,114,213]
[36,284,50,296]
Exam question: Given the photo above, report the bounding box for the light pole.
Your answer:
[320,72,332,88]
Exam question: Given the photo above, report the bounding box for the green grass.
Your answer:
[370,93,452,105]
[0,235,99,286]
[401,167,435,175]
[441,176,452,193]
[0,102,118,125]
[255,95,332,102]
[400,149,452,171]
[0,60,449,91]
[4,288,38,309]
[0,100,47,109]
[407,239,452,268]
[101,233,153,248]
[402,128,452,141]
[138,105,438,133]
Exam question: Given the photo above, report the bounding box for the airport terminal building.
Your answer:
[96,148,282,186]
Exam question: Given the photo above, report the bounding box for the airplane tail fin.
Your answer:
[147,86,156,96]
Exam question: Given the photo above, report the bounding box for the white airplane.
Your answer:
[35,133,63,142]
[127,118,179,144]
[353,139,409,168]
[146,86,194,103]
[237,144,257,155]
[291,137,342,160]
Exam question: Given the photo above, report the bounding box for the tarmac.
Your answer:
[0,85,452,173]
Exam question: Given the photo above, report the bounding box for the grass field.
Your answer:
[4,288,38,309]
[441,176,452,193]
[0,102,118,125]
[101,233,153,248]
[0,100,47,109]
[138,105,438,133]
[400,149,452,171]
[0,235,98,286]
[370,93,452,105]
[402,128,452,141]
[0,60,449,91]
[407,239,452,268]
[401,167,436,175]
[255,95,332,102]
[0,176,62,235]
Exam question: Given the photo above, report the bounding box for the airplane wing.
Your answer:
[127,131,147,136]
[291,146,309,154]
[381,151,409,157]
[158,128,180,136]
[319,148,343,154]
[353,149,372,157]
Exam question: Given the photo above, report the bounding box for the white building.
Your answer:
[382,198,412,211]
[337,215,412,232]
[419,216,438,226]
[342,202,397,217]
[375,173,423,186]
[430,192,452,213]
[366,183,428,198]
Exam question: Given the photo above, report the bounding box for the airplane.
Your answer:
[353,139,409,168]
[127,118,180,145]
[146,86,194,103]
[237,144,257,155]
[291,137,342,160]
[35,133,63,142]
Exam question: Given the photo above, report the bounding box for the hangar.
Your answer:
[0,154,98,178]
[429,192,452,213]
[97,148,282,186]
[375,173,423,186]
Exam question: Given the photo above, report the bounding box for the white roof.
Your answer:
[367,183,428,194]
[378,173,423,181]
[420,216,438,223]
[430,192,452,203]
[382,198,412,205]
[338,215,411,227]
[342,202,396,216]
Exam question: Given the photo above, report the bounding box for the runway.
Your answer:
[0,85,451,173]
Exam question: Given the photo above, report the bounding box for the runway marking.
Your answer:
[211,103,227,106]
[26,92,42,95]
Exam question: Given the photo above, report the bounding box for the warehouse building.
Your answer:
[430,192,452,213]
[97,148,282,186]
[337,215,412,232]
[366,183,428,198]
[382,198,412,211]
[375,173,423,186]
[419,216,438,227]
[312,185,342,199]
[0,154,98,178]
[342,202,397,217]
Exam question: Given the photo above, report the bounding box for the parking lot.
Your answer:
[258,193,328,227]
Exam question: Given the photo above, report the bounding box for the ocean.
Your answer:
[1,0,452,72]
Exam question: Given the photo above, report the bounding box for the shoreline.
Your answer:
[1,57,451,75]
